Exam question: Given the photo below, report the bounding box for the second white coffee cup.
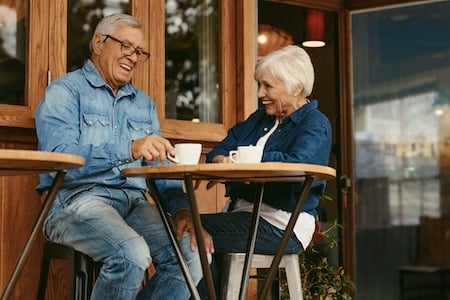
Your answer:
[229,145,263,163]
[168,143,202,165]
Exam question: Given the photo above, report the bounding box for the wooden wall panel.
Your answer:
[1,175,43,299]
[0,128,43,299]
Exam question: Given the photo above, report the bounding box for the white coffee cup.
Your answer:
[229,145,263,163]
[168,143,202,165]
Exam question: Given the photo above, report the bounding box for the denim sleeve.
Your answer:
[143,159,191,215]
[206,121,247,162]
[152,178,191,216]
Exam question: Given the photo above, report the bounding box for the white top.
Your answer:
[229,118,315,249]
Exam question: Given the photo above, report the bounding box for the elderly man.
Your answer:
[35,13,213,299]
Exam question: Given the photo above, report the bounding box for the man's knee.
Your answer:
[121,236,152,270]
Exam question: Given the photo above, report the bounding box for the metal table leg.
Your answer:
[147,179,201,300]
[183,174,217,300]
[258,176,314,300]
[1,171,67,300]
[239,183,265,300]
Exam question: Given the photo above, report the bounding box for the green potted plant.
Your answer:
[266,194,354,299]
[296,219,354,300]
[278,199,355,300]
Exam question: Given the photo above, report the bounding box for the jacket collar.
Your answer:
[284,99,318,124]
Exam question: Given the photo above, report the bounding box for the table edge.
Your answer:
[122,162,336,181]
[0,149,85,174]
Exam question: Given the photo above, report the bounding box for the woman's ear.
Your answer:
[294,85,303,97]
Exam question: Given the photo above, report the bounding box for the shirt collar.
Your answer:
[82,59,136,97]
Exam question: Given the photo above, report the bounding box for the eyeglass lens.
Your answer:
[104,35,150,62]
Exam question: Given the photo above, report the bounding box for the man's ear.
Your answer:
[92,34,104,55]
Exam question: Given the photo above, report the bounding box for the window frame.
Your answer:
[139,0,240,143]
[0,0,50,129]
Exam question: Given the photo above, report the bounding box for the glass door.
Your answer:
[351,1,450,299]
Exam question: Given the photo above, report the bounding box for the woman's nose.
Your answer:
[257,86,265,97]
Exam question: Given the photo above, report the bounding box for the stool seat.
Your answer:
[221,253,303,300]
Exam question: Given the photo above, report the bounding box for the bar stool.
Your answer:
[221,253,303,300]
[37,242,98,300]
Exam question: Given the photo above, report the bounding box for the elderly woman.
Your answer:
[199,45,332,295]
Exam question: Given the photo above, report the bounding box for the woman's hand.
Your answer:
[209,154,230,189]
[211,154,231,164]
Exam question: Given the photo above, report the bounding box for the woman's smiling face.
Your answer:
[256,69,299,118]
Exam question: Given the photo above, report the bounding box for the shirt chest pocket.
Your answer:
[128,119,153,140]
[83,113,110,127]
[81,113,111,144]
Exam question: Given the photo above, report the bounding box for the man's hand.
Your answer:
[174,209,215,254]
[131,134,174,163]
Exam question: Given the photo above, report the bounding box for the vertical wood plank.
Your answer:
[236,0,257,121]
[0,151,43,298]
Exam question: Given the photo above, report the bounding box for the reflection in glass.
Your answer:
[67,0,129,71]
[0,1,26,105]
[353,0,450,226]
[165,0,220,123]
[352,2,450,299]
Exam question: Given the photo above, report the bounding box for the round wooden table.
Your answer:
[123,162,336,300]
[0,149,84,300]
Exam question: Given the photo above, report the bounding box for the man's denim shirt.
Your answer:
[35,60,188,215]
[206,101,332,214]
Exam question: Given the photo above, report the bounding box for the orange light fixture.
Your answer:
[257,24,293,58]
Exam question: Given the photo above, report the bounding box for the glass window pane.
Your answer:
[67,0,129,72]
[165,0,220,123]
[0,1,26,105]
[352,1,450,299]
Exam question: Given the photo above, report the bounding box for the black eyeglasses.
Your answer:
[102,34,150,62]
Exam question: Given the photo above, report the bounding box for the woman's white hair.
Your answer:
[254,45,315,97]
[89,13,142,52]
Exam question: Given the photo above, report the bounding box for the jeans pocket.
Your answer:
[58,184,96,208]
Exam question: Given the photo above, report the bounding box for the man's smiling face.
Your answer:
[92,25,146,93]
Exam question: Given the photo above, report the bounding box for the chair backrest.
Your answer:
[416,216,450,267]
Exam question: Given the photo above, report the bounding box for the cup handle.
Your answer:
[229,150,239,163]
[167,153,179,164]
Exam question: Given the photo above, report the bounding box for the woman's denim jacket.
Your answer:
[206,100,332,215]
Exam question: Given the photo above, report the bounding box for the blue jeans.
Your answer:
[43,185,202,300]
[198,211,304,297]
